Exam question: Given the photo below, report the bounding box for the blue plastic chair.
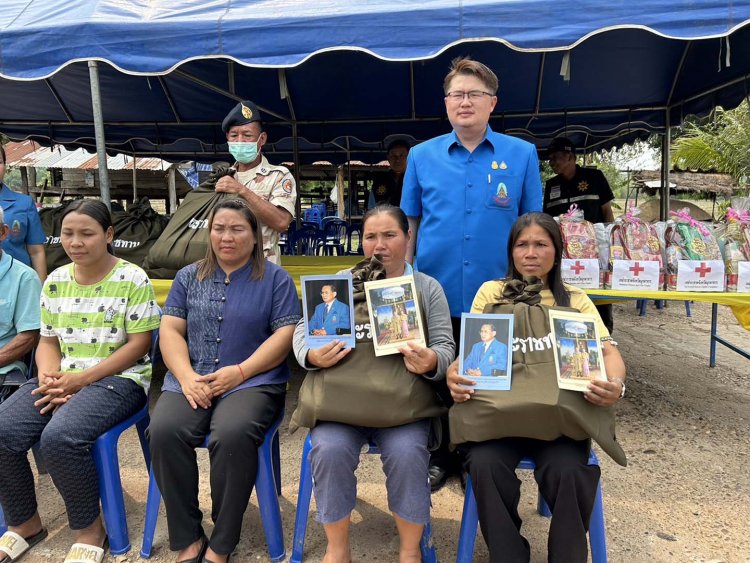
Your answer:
[456,450,607,563]
[93,403,152,555]
[303,207,322,226]
[317,218,349,256]
[289,226,322,256]
[291,433,437,563]
[140,412,285,561]
[345,224,364,256]
[0,328,159,549]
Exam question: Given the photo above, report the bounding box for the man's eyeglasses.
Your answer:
[445,90,494,102]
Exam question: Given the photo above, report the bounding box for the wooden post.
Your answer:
[168,167,178,213]
[20,168,29,194]
[336,166,345,219]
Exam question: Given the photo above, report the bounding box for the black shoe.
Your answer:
[428,464,449,492]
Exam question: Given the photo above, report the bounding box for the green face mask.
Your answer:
[228,141,259,164]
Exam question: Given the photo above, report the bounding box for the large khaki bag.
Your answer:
[290,257,446,436]
[142,165,238,274]
[449,278,626,466]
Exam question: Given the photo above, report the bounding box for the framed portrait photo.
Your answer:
[548,310,607,392]
[458,313,514,391]
[301,274,356,349]
[363,275,426,356]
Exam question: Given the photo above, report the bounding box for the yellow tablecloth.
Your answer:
[150,259,750,331]
[585,289,750,330]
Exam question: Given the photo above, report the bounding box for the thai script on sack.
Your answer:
[355,323,373,341]
[188,218,209,229]
[512,333,553,353]
[113,239,141,249]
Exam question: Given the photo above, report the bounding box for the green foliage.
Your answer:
[671,100,750,184]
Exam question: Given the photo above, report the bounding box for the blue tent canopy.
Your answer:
[1,1,749,163]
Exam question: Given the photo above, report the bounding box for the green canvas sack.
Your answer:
[110,197,168,267]
[290,256,447,436]
[449,278,626,466]
[143,166,236,274]
[39,199,78,273]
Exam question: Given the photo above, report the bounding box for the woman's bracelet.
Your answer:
[237,363,246,381]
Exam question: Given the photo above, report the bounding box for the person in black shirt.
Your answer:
[544,137,615,223]
[544,136,615,332]
[368,140,410,208]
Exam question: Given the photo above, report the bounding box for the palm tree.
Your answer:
[671,101,750,185]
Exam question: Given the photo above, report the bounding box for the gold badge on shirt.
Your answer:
[500,161,507,170]
[577,180,589,192]
[491,161,499,170]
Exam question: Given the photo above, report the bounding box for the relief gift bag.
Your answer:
[290,256,446,439]
[111,197,168,268]
[143,166,236,273]
[449,278,626,466]
[39,198,79,273]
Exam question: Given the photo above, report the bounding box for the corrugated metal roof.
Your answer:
[3,142,172,171]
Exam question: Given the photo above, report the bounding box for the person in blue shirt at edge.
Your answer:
[463,323,507,377]
[309,284,351,336]
[0,145,47,281]
[400,56,543,491]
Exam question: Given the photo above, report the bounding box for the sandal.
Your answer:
[0,528,48,562]
[63,538,108,563]
[178,534,208,563]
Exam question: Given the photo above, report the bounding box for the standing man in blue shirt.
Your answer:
[401,57,542,490]
[0,145,46,281]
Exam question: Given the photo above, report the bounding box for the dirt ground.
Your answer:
[14,299,750,563]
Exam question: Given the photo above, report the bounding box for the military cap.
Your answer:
[221,100,262,133]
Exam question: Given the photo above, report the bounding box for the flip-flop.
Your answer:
[178,534,208,563]
[202,554,230,563]
[0,528,48,562]
[63,537,108,563]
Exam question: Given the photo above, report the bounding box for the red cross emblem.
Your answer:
[695,262,712,277]
[629,262,645,276]
[570,261,586,274]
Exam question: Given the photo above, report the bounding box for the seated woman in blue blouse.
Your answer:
[148,199,300,563]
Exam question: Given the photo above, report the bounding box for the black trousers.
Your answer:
[595,303,614,334]
[147,384,285,555]
[462,437,600,563]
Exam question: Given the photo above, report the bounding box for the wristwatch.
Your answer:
[610,378,625,399]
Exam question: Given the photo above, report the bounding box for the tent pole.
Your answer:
[660,112,671,221]
[132,154,138,202]
[168,167,177,213]
[88,61,111,209]
[292,122,302,227]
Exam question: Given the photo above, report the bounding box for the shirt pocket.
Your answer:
[484,171,521,213]
[0,299,12,333]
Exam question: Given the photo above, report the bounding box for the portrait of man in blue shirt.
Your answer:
[463,323,508,377]
[309,284,351,336]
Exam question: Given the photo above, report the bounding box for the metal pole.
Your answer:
[88,60,111,208]
[292,122,302,227]
[660,112,671,221]
[132,154,138,202]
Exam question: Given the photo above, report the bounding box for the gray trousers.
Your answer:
[310,420,431,525]
[0,376,145,529]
